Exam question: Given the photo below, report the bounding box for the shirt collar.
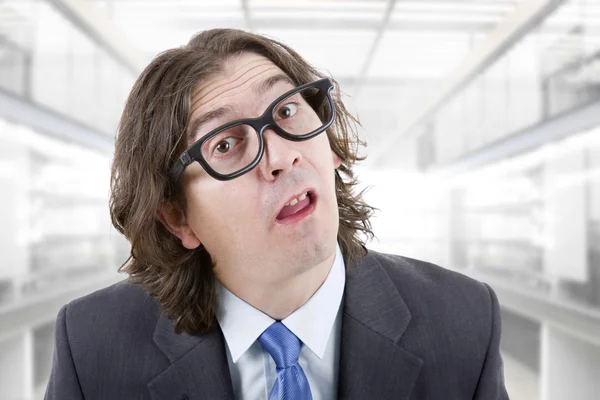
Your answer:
[216,243,346,363]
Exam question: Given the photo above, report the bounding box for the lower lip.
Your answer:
[276,195,317,225]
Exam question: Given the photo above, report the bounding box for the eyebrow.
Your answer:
[255,73,296,98]
[187,73,296,143]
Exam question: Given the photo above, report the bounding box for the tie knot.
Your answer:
[258,322,302,369]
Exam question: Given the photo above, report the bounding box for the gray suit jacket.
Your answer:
[45,249,509,399]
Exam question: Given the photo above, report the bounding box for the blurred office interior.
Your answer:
[1,0,600,398]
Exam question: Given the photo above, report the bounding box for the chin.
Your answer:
[293,234,336,266]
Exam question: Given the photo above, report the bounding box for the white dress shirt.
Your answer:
[216,243,346,400]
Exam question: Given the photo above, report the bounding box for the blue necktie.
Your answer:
[258,322,313,400]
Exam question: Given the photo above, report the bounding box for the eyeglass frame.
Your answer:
[168,77,336,183]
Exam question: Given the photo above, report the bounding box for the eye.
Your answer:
[213,137,241,155]
[276,103,298,119]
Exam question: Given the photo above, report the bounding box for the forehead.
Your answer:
[191,53,289,109]
[187,53,295,144]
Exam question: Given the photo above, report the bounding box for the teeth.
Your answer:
[285,192,309,207]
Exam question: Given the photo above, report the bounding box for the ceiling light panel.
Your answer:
[93,0,245,52]
[257,29,377,77]
[93,0,241,7]
[250,0,387,12]
[394,1,518,14]
[368,31,472,79]
[391,0,520,25]
[106,1,242,22]
[248,0,386,30]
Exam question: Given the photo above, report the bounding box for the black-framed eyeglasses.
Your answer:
[169,78,336,182]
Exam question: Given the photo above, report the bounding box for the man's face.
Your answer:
[174,52,341,287]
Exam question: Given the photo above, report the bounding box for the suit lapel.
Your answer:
[338,251,423,400]
[148,313,234,400]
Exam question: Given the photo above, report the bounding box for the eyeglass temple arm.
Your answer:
[169,151,193,183]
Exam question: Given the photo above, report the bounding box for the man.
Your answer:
[45,29,508,400]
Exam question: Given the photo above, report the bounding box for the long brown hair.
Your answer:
[110,28,376,334]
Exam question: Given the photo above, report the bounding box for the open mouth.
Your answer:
[276,191,316,224]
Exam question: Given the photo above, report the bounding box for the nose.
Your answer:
[257,129,302,181]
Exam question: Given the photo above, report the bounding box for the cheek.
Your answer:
[185,182,258,232]
[310,135,338,169]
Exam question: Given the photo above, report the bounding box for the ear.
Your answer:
[156,201,202,250]
[332,151,342,169]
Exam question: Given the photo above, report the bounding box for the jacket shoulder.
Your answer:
[56,279,168,393]
[366,250,499,390]
[366,249,496,350]
[61,279,161,352]
[368,249,493,306]
[67,279,159,326]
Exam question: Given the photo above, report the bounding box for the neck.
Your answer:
[217,251,336,320]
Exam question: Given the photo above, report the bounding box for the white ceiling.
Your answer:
[0,0,507,167]
[82,0,522,165]
[87,0,521,81]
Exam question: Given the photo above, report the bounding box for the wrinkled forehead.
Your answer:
[190,53,295,111]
